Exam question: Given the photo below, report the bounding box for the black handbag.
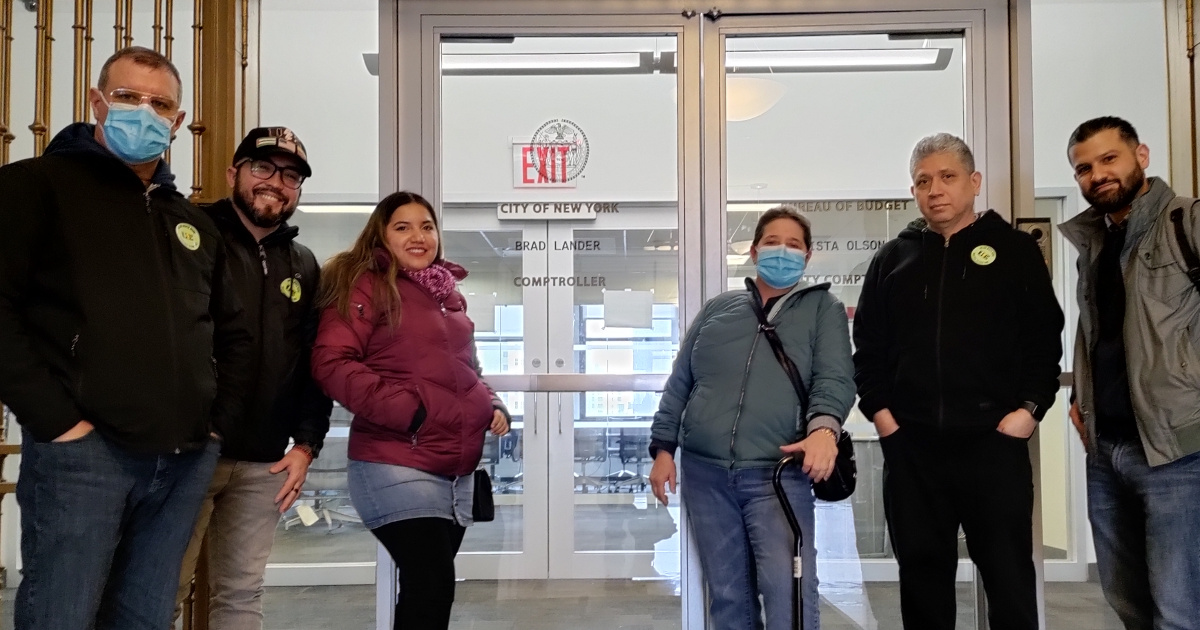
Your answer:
[746,279,857,502]
[472,469,495,522]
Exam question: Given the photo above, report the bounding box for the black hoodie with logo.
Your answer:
[852,210,1064,430]
[204,199,331,463]
[0,123,254,453]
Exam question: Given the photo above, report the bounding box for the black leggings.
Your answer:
[372,517,467,630]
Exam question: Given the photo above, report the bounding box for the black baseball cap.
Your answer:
[233,127,311,177]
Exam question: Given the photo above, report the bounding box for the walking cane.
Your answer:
[772,455,805,630]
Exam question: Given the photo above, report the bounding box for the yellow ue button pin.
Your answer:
[280,278,302,303]
[971,245,997,266]
[175,223,201,251]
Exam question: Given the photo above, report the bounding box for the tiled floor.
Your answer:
[2,580,1123,629]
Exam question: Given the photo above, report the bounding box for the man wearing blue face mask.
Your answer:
[0,47,253,630]
[852,134,1064,630]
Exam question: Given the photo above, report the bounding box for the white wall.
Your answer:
[1031,0,1169,190]
[259,0,378,200]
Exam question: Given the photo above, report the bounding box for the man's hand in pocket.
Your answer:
[53,420,94,442]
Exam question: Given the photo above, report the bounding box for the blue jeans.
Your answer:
[681,454,818,630]
[1087,437,1200,630]
[15,429,220,630]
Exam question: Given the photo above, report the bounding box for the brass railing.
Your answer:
[30,0,52,156]
[113,0,125,51]
[187,0,204,200]
[0,0,13,164]
[164,0,174,59]
[72,0,91,122]
[122,0,132,48]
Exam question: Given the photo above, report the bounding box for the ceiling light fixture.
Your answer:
[673,76,786,122]
[298,205,374,214]
[362,47,949,77]
[726,48,948,71]
[442,52,642,71]
[726,77,786,122]
[729,240,753,256]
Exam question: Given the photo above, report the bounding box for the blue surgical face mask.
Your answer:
[101,102,173,164]
[755,244,808,289]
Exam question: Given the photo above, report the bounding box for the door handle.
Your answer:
[532,397,538,435]
[558,396,563,434]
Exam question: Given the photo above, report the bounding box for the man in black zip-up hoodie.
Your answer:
[173,127,331,628]
[853,134,1063,630]
[0,49,253,630]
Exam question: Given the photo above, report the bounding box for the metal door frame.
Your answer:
[700,8,999,586]
[381,2,1036,628]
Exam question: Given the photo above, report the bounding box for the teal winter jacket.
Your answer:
[650,281,856,468]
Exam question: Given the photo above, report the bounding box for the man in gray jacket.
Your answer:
[1061,116,1200,628]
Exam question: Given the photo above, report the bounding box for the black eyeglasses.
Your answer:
[240,158,306,190]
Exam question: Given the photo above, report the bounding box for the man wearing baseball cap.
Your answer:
[173,127,331,629]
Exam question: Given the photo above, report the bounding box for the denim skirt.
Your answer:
[347,459,474,529]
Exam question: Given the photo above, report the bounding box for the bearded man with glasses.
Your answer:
[171,127,332,630]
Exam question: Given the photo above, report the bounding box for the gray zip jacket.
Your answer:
[650,281,856,468]
[1060,177,1200,465]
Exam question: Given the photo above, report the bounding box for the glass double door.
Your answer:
[434,26,686,583]
[431,10,995,591]
[442,208,682,581]
[385,3,1024,627]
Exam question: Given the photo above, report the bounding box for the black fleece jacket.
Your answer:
[0,123,254,453]
[204,199,331,462]
[852,210,1064,430]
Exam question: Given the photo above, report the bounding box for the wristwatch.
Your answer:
[1019,401,1043,421]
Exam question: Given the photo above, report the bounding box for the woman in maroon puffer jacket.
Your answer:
[311,190,509,629]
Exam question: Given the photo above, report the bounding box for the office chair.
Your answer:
[283,436,361,530]
[612,427,653,492]
[496,429,524,494]
[573,428,608,493]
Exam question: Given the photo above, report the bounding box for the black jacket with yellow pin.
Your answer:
[0,123,254,453]
[853,210,1064,431]
[204,199,330,462]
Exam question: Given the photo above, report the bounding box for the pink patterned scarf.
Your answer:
[407,263,457,302]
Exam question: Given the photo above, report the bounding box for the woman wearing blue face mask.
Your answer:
[648,205,856,629]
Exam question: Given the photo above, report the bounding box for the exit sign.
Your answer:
[512,141,576,188]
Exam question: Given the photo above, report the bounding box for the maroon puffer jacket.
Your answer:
[311,257,497,477]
